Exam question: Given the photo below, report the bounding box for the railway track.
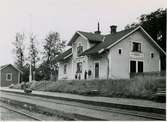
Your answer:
[0,105,42,121]
[1,90,165,120]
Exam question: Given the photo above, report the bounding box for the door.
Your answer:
[95,62,99,78]
[130,61,136,73]
[138,61,143,72]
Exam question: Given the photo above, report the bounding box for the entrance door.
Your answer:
[130,61,136,73]
[138,61,143,72]
[95,62,99,78]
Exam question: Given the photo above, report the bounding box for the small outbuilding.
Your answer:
[0,64,23,87]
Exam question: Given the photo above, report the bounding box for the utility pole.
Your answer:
[29,61,32,82]
[29,14,32,82]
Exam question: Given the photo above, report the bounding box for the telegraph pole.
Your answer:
[29,14,32,82]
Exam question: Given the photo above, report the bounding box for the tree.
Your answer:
[13,33,25,70]
[28,34,40,80]
[125,8,166,70]
[43,32,65,80]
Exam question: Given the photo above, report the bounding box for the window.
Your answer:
[77,43,83,56]
[118,49,122,54]
[95,62,99,78]
[138,61,143,72]
[77,62,82,73]
[151,53,154,58]
[6,73,12,81]
[130,61,136,73]
[132,42,141,52]
[130,60,144,73]
[64,64,67,74]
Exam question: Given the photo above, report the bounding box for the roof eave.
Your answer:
[139,27,166,56]
[106,26,140,49]
[106,26,166,55]
[67,31,89,46]
[0,64,23,73]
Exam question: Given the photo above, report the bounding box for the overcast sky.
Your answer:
[0,0,166,65]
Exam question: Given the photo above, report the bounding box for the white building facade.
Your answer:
[56,26,165,80]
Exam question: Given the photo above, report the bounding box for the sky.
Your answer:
[0,0,166,65]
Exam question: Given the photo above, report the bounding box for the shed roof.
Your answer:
[0,64,23,73]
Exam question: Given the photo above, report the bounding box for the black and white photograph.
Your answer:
[0,0,166,121]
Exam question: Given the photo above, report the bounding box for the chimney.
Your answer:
[110,25,117,34]
[95,22,101,34]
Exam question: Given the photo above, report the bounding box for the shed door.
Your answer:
[95,62,99,78]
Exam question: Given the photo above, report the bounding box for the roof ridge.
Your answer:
[104,27,136,36]
[78,30,104,36]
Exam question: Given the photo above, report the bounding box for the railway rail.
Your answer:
[0,105,42,121]
[0,90,165,120]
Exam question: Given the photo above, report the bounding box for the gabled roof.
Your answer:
[55,48,72,61]
[81,27,135,55]
[0,64,9,70]
[68,31,104,46]
[78,31,104,42]
[0,64,23,73]
[81,26,166,56]
[56,26,165,62]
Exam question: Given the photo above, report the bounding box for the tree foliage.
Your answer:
[28,34,39,69]
[125,8,166,70]
[43,32,65,80]
[28,34,40,80]
[125,8,166,51]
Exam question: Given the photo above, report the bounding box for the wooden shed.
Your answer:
[0,64,23,87]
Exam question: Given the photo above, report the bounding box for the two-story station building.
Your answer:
[55,25,165,80]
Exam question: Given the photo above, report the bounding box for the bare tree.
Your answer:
[28,34,40,80]
[13,33,25,70]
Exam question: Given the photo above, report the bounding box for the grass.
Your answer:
[12,73,166,100]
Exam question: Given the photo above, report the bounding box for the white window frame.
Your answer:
[6,73,12,81]
[129,59,144,73]
[131,41,142,52]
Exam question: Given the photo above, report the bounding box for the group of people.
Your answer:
[75,70,92,80]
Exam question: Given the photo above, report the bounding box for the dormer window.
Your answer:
[77,43,83,56]
[132,42,141,52]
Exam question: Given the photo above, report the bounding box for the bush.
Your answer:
[11,74,166,100]
[45,76,165,100]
